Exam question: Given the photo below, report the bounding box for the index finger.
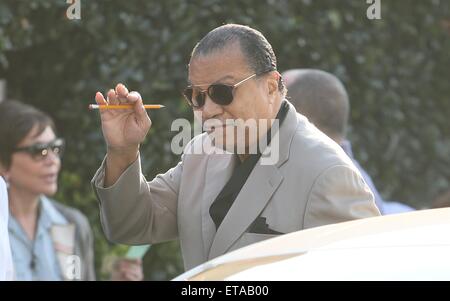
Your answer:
[115,83,129,101]
[95,92,108,105]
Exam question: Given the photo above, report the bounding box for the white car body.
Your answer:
[174,208,450,281]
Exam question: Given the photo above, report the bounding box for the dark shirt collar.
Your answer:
[209,100,290,230]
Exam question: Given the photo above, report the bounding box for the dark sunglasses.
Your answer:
[183,71,267,109]
[13,138,65,161]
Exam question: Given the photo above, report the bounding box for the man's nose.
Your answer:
[201,94,223,121]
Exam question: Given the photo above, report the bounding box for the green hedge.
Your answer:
[1,0,449,279]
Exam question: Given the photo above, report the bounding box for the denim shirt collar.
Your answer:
[8,195,68,242]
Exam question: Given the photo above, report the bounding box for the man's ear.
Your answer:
[267,71,281,103]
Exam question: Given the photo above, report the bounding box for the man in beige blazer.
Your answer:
[91,24,380,271]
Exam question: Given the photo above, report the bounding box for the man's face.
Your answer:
[188,43,279,151]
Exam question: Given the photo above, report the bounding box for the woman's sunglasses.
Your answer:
[13,138,65,161]
[183,71,267,109]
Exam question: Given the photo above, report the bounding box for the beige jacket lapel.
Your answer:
[208,162,283,260]
[201,152,237,257]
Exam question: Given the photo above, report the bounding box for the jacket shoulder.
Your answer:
[288,115,357,175]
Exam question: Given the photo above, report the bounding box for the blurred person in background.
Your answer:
[431,190,450,209]
[282,69,415,215]
[0,100,142,281]
[0,175,14,280]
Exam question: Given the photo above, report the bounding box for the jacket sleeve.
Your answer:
[91,153,182,245]
[303,164,381,229]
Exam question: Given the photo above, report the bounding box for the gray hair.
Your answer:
[191,24,286,96]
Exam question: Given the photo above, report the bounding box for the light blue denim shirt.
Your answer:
[8,196,68,281]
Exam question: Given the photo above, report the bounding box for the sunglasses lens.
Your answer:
[209,84,233,105]
[183,88,206,108]
[183,88,193,105]
[34,147,48,159]
[184,84,234,108]
[52,145,64,157]
[36,141,65,160]
[14,139,65,161]
[194,93,206,108]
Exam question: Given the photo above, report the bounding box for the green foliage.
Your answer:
[1,0,449,279]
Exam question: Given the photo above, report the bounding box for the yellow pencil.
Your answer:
[89,104,165,110]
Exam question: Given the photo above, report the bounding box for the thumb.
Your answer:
[130,92,151,127]
[135,95,146,117]
[128,91,144,116]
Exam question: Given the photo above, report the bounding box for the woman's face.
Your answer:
[7,125,61,197]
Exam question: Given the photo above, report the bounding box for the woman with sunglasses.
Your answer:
[0,100,144,281]
[0,100,96,280]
